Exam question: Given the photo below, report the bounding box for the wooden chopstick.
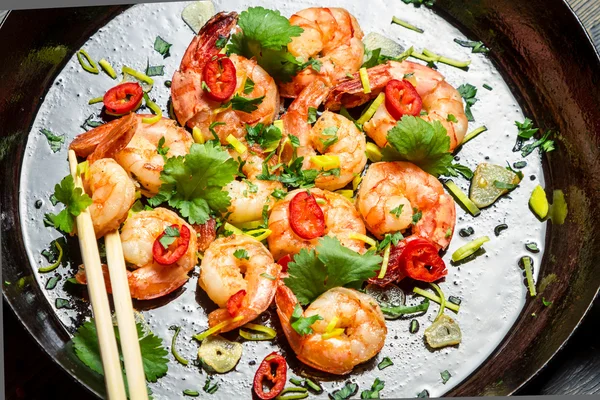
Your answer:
[68,150,130,400]
[104,231,148,400]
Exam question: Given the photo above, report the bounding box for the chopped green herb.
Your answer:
[516,118,539,139]
[440,370,451,384]
[390,205,404,218]
[183,389,199,397]
[271,188,287,200]
[44,175,93,234]
[391,16,423,33]
[170,325,189,366]
[457,83,478,122]
[446,164,474,180]
[542,297,553,307]
[215,34,228,49]
[45,275,61,290]
[417,389,430,398]
[157,136,169,161]
[319,126,339,150]
[521,131,555,157]
[203,375,219,394]
[307,107,318,124]
[305,378,323,393]
[361,378,384,399]
[55,298,73,309]
[493,180,519,190]
[380,298,430,319]
[376,232,404,252]
[226,94,265,113]
[243,77,255,94]
[260,273,276,280]
[154,36,172,58]
[402,0,435,7]
[245,123,282,151]
[234,249,249,260]
[80,114,104,131]
[409,319,419,333]
[447,114,458,123]
[445,228,452,238]
[377,357,393,370]
[145,64,165,77]
[290,304,323,335]
[301,58,323,72]
[289,134,301,148]
[159,226,180,249]
[513,161,527,169]
[40,128,64,153]
[412,208,423,224]
[482,83,493,91]
[453,38,489,54]
[330,382,359,400]
[494,224,508,236]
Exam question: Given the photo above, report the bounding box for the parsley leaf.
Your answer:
[319,126,339,150]
[80,114,103,131]
[300,58,322,72]
[290,304,323,335]
[72,319,168,382]
[307,107,318,124]
[40,128,64,153]
[154,36,172,58]
[362,47,382,69]
[361,378,385,399]
[382,116,454,177]
[446,114,458,123]
[228,7,304,82]
[521,131,556,156]
[44,175,92,234]
[215,34,228,49]
[445,163,474,179]
[284,236,382,304]
[515,118,539,139]
[454,38,489,54]
[157,136,169,161]
[148,142,238,224]
[245,123,282,151]
[412,208,423,224]
[234,249,249,260]
[457,83,478,122]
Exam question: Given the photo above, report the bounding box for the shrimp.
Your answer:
[84,158,136,238]
[71,114,193,196]
[275,284,387,375]
[356,161,455,249]
[199,234,281,332]
[325,61,468,151]
[279,7,365,98]
[171,12,279,144]
[279,80,366,191]
[267,188,367,260]
[75,207,199,300]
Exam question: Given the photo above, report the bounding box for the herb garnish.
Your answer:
[44,175,93,234]
[457,83,478,122]
[330,382,359,400]
[159,226,180,249]
[390,205,404,218]
[154,36,172,58]
[243,77,255,94]
[40,128,64,153]
[377,357,394,370]
[440,370,452,384]
[454,38,489,53]
[360,378,385,399]
[234,249,249,260]
[290,304,323,335]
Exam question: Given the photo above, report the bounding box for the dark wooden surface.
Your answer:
[2,0,600,399]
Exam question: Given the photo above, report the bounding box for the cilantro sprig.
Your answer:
[457,83,478,122]
[382,116,454,177]
[284,236,382,305]
[290,304,323,335]
[227,7,304,82]
[148,142,238,224]
[45,175,92,234]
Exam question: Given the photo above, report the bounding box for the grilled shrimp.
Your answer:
[326,61,468,150]
[279,7,364,98]
[83,158,136,238]
[76,207,198,300]
[199,234,281,332]
[71,114,193,196]
[275,284,387,375]
[356,161,455,249]
[279,80,366,190]
[171,12,279,144]
[267,188,367,260]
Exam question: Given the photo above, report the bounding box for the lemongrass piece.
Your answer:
[356,92,385,126]
[377,244,392,279]
[142,93,162,125]
[88,96,103,105]
[226,134,247,154]
[311,155,340,170]
[321,328,345,340]
[77,49,99,74]
[366,142,383,162]
[359,67,371,94]
[325,316,339,333]
[391,16,424,33]
[99,59,117,79]
[192,127,204,144]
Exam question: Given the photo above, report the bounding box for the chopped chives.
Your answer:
[391,16,424,33]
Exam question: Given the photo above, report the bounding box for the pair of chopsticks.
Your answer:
[68,150,148,400]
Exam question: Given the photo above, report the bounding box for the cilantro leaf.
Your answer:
[390,205,404,218]
[45,174,92,234]
[362,47,382,69]
[515,118,539,139]
[284,236,382,304]
[226,94,265,113]
[377,232,404,252]
[521,131,555,157]
[382,116,454,177]
[40,128,64,153]
[300,58,322,72]
[457,83,478,121]
[138,329,169,382]
[307,107,318,124]
[234,249,249,260]
[154,36,172,58]
[445,163,474,179]
[145,64,165,77]
[290,304,323,335]
[159,226,180,248]
[243,77,255,94]
[412,208,423,224]
[227,7,304,82]
[319,126,339,150]
[454,38,489,54]
[361,378,385,399]
[148,142,238,224]
[157,136,169,161]
[72,320,104,375]
[245,123,282,151]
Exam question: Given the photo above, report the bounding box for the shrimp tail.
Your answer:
[70,112,138,164]
[325,63,391,110]
[179,11,238,73]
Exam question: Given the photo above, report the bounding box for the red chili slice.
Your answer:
[277,254,292,273]
[253,352,287,400]
[227,289,246,317]
[289,191,326,240]
[202,55,237,102]
[399,237,447,282]
[103,82,144,115]
[384,79,423,120]
[152,224,191,265]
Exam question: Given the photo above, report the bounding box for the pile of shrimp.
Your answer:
[68,7,464,376]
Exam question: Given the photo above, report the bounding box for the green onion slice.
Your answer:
[170,326,189,365]
[142,93,162,125]
[77,49,99,74]
[38,240,63,273]
[239,323,276,341]
[451,236,490,262]
[444,180,481,216]
[356,92,385,126]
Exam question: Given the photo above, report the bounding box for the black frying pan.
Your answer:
[1,1,600,398]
